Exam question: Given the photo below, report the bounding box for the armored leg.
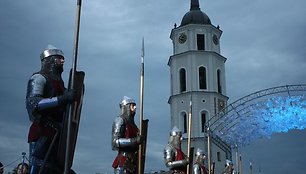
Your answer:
[29,165,39,174]
[29,140,61,174]
[29,142,43,174]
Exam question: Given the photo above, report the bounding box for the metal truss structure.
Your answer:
[207,84,306,147]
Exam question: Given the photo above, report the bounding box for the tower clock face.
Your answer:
[213,34,219,45]
[178,33,187,44]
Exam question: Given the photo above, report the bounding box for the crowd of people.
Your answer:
[0,162,29,174]
[110,95,235,174]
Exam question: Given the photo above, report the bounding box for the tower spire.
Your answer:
[190,0,200,11]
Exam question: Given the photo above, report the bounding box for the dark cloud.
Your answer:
[240,130,306,173]
[1,0,306,173]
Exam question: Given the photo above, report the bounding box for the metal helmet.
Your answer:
[119,96,136,108]
[170,126,182,137]
[39,44,65,79]
[195,148,206,164]
[226,159,233,166]
[195,148,205,156]
[40,44,64,60]
[119,96,136,118]
[169,126,182,148]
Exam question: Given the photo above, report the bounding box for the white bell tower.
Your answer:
[167,0,231,173]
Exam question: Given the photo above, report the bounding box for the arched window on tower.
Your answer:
[217,69,222,93]
[201,111,208,132]
[199,66,207,90]
[181,112,187,133]
[179,68,186,93]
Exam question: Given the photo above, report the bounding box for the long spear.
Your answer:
[207,126,211,174]
[235,144,239,174]
[64,0,82,174]
[138,37,145,174]
[239,154,243,174]
[187,96,193,174]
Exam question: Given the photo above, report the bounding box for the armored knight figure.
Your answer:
[111,96,143,174]
[164,126,189,174]
[26,45,76,174]
[222,159,234,174]
[193,148,208,174]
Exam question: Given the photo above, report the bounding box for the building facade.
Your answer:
[167,0,231,173]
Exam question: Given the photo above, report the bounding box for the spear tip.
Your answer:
[141,37,145,59]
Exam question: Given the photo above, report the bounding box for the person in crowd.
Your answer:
[193,148,208,174]
[164,126,189,174]
[111,96,143,174]
[222,159,234,174]
[16,162,30,174]
[26,45,76,174]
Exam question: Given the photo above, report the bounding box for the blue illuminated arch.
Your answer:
[207,84,306,147]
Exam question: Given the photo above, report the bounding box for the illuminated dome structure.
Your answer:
[208,84,306,148]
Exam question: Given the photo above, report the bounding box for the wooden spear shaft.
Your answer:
[207,127,211,174]
[187,97,192,174]
[240,154,243,174]
[138,38,145,174]
[64,0,82,174]
[235,144,239,174]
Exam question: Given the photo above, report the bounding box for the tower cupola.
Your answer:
[180,0,211,26]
